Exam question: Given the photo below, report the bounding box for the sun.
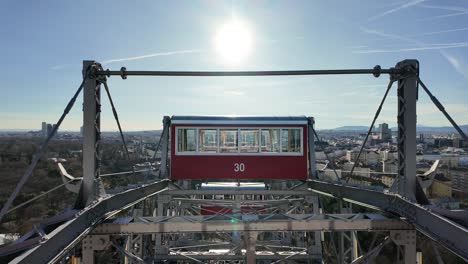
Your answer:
[215,19,253,64]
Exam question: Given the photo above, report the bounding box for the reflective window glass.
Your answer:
[240,129,259,153]
[177,128,196,152]
[261,129,280,153]
[281,129,301,153]
[220,129,238,153]
[199,129,217,152]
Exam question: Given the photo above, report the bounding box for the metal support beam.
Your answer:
[245,232,258,264]
[96,66,397,77]
[78,60,104,207]
[10,180,169,264]
[165,189,313,196]
[337,201,358,264]
[308,195,323,256]
[308,117,317,178]
[392,59,419,201]
[126,234,143,264]
[150,253,317,261]
[81,235,111,264]
[92,214,412,234]
[154,196,167,256]
[159,116,170,178]
[307,179,468,261]
[390,230,416,264]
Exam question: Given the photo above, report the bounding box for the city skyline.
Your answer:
[2,1,468,131]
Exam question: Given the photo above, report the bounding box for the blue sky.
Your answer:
[1,0,468,130]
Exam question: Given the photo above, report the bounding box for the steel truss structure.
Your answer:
[1,59,468,264]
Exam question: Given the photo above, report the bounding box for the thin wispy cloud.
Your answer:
[368,0,424,21]
[409,27,468,37]
[346,45,368,49]
[358,27,468,80]
[50,49,202,70]
[101,49,202,65]
[445,55,468,80]
[419,4,468,21]
[354,42,468,53]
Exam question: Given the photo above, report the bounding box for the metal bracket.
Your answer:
[390,230,417,264]
[82,235,111,264]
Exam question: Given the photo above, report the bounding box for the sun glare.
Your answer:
[215,19,252,64]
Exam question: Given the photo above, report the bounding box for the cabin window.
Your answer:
[281,129,301,153]
[261,129,280,153]
[240,129,259,153]
[220,129,238,153]
[199,129,218,152]
[175,126,302,155]
[177,128,196,152]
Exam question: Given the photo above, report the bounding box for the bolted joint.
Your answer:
[372,65,381,78]
[83,62,102,80]
[163,116,171,126]
[391,59,419,81]
[120,67,127,79]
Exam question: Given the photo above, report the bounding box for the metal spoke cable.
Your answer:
[102,81,131,160]
[321,169,397,175]
[111,241,145,263]
[100,168,156,177]
[0,75,88,222]
[345,79,395,183]
[310,126,341,182]
[6,178,76,214]
[152,131,164,161]
[418,78,467,140]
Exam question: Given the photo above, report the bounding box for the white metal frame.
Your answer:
[175,126,304,156]
[171,119,308,125]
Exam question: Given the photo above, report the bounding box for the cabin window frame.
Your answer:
[175,126,303,156]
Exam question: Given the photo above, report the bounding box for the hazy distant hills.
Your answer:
[409,125,468,133]
[2,126,467,134]
[331,126,369,131]
[332,125,468,133]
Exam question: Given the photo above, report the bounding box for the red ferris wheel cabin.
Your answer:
[170,116,311,180]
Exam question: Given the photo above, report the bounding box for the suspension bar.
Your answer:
[96,66,400,78]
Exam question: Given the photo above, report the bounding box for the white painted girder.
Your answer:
[92,214,412,234]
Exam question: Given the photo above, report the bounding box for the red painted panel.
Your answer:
[170,124,308,180]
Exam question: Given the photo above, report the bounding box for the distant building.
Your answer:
[346,149,379,166]
[41,122,57,138]
[343,163,371,178]
[450,170,468,203]
[380,150,397,161]
[382,160,398,174]
[430,197,459,210]
[435,138,453,148]
[453,138,465,148]
[321,169,342,181]
[41,122,47,138]
[346,150,361,163]
[441,154,459,168]
[428,174,452,199]
[378,123,391,141]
